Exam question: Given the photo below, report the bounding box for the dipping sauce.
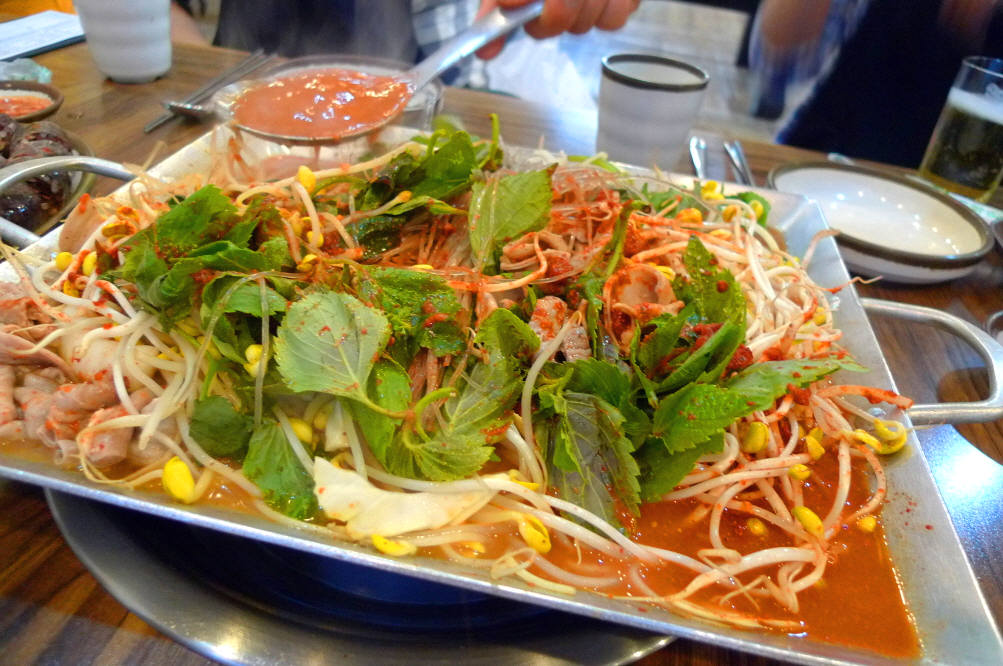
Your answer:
[232,69,413,141]
[0,92,52,117]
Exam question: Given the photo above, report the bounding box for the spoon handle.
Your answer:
[689,136,707,180]
[407,1,544,92]
[723,140,754,186]
[0,155,138,248]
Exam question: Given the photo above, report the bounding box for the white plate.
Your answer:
[769,162,994,284]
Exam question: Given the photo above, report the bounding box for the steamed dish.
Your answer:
[0,128,918,654]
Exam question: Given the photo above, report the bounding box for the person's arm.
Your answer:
[477,0,641,59]
[170,1,210,45]
[755,0,832,55]
[745,0,833,118]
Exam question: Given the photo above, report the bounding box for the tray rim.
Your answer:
[46,487,675,666]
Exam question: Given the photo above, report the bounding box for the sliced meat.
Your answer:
[79,389,155,468]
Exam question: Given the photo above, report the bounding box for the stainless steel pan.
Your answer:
[1,128,1002,665]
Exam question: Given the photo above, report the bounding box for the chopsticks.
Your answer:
[143,49,275,133]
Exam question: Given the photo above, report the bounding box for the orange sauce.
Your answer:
[2,436,919,658]
[0,94,51,117]
[537,454,920,659]
[232,69,413,140]
[0,435,56,463]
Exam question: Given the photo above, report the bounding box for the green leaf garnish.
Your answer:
[189,396,254,458]
[345,359,412,466]
[637,433,724,502]
[468,168,553,269]
[733,191,771,226]
[548,393,641,527]
[357,266,465,358]
[674,236,746,329]
[243,420,318,520]
[274,289,391,407]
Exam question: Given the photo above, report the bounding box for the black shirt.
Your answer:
[780,0,1003,167]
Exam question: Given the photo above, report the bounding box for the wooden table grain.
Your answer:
[3,41,1003,666]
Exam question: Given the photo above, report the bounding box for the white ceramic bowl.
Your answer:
[769,162,994,284]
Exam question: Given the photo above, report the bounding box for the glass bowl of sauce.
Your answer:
[212,55,444,146]
[0,81,63,123]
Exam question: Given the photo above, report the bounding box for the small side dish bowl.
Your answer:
[0,81,64,122]
[768,162,994,284]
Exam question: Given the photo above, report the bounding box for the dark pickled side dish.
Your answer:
[0,113,74,230]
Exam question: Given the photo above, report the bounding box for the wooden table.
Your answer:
[3,42,1003,666]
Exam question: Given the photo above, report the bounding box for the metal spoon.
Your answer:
[689,136,707,180]
[164,100,216,120]
[207,2,544,145]
[406,2,543,96]
[723,140,754,186]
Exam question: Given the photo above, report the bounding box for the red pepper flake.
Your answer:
[726,345,753,372]
[761,347,784,361]
[925,525,933,530]
[715,280,728,292]
[686,413,696,420]
[424,312,449,328]
[319,325,331,333]
[786,383,812,405]
[792,371,802,378]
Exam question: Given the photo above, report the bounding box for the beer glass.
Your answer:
[918,56,1003,203]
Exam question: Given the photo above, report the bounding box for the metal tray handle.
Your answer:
[863,297,1003,425]
[0,155,137,249]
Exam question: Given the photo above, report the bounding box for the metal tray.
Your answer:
[47,488,673,666]
[2,127,1003,665]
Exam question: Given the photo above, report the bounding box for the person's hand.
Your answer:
[477,0,641,59]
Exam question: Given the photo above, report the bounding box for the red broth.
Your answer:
[0,94,51,117]
[2,435,919,658]
[232,69,413,140]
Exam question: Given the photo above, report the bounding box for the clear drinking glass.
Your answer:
[918,56,1003,203]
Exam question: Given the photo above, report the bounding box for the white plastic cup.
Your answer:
[597,54,709,169]
[74,0,172,84]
